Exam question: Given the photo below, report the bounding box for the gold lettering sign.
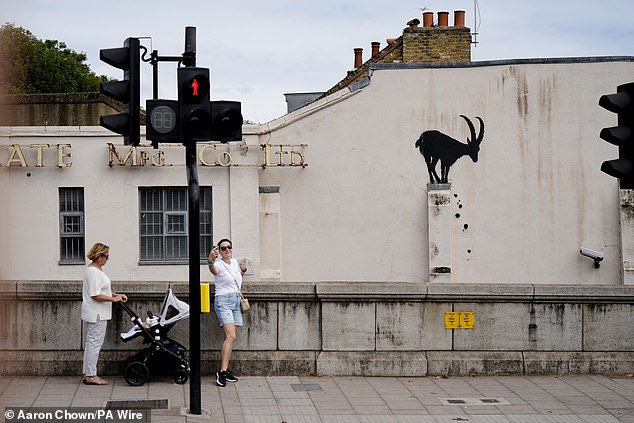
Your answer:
[0,144,72,168]
[261,144,306,168]
[0,142,307,169]
[107,143,308,168]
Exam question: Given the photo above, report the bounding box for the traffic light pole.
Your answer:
[186,141,202,415]
[183,26,202,416]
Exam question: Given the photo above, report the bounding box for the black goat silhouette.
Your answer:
[415,115,485,184]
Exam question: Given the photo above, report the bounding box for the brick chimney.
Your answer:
[354,48,363,68]
[402,10,471,63]
[371,42,380,58]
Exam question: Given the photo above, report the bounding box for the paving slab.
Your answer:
[0,375,632,422]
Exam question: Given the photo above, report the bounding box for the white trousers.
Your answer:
[83,319,107,377]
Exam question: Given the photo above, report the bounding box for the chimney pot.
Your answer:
[371,42,380,58]
[437,11,449,27]
[454,10,465,27]
[354,48,363,68]
[422,11,433,27]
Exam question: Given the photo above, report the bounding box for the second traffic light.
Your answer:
[99,37,140,145]
[599,82,634,188]
[178,67,211,142]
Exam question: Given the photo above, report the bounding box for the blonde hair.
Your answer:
[87,242,109,262]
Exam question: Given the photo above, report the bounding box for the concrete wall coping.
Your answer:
[3,280,634,303]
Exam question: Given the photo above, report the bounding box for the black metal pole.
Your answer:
[186,141,202,415]
[151,50,159,99]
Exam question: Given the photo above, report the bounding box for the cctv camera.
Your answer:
[580,247,604,268]
[580,247,603,260]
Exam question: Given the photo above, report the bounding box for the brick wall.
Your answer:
[403,26,471,63]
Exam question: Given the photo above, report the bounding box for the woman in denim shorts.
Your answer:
[208,238,247,387]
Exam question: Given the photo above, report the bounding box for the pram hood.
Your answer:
[160,288,190,325]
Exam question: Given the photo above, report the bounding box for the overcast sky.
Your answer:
[2,0,634,123]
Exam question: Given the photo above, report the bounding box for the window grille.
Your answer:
[59,187,85,264]
[139,187,212,263]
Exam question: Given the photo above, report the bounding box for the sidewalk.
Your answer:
[1,374,633,422]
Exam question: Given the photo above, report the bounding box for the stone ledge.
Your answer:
[5,280,634,303]
[427,283,534,302]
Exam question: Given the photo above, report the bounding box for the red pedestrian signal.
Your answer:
[178,67,211,142]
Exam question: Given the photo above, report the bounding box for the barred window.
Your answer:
[59,187,85,264]
[139,187,212,264]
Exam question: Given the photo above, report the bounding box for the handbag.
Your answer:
[220,260,250,313]
[240,296,251,313]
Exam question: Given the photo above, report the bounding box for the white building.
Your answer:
[2,15,634,376]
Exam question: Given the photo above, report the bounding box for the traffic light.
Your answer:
[599,82,634,188]
[178,67,211,142]
[146,100,180,146]
[99,37,141,145]
[211,101,243,143]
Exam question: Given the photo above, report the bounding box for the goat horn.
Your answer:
[475,117,484,144]
[460,115,476,144]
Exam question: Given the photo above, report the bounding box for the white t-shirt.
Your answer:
[81,265,113,322]
[213,258,242,296]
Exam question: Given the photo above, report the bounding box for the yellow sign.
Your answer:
[444,311,474,329]
[200,283,211,313]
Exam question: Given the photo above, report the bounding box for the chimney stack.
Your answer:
[371,42,380,58]
[354,48,363,68]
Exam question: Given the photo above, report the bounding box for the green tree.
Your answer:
[0,23,104,95]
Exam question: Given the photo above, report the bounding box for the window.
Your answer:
[139,187,212,264]
[59,187,85,264]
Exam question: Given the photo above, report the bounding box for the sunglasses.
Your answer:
[102,254,109,259]
[219,245,232,251]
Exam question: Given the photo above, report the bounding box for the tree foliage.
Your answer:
[0,23,104,95]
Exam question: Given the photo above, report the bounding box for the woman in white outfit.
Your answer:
[81,242,127,385]
[208,238,247,387]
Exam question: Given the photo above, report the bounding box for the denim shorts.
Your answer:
[214,293,243,327]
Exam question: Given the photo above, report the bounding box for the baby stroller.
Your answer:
[119,288,190,386]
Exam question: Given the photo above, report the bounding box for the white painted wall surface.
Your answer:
[1,59,633,285]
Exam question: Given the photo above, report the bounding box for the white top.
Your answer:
[213,258,242,296]
[81,265,113,322]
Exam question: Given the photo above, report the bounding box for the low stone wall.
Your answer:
[1,280,633,376]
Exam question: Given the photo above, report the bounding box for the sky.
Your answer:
[2,0,634,123]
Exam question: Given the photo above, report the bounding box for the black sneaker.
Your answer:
[216,371,226,387]
[224,370,238,383]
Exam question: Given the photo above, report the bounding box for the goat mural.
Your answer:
[415,115,485,184]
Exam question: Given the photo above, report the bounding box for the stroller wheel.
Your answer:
[173,368,189,385]
[124,361,149,386]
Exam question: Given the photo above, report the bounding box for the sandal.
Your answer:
[83,376,109,385]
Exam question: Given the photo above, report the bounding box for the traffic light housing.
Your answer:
[211,101,243,143]
[99,37,141,145]
[599,82,634,188]
[146,100,180,146]
[178,67,211,142]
